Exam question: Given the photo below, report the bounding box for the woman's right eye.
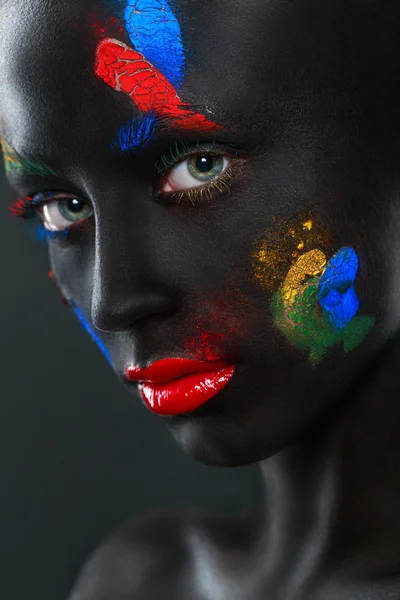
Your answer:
[33,194,94,231]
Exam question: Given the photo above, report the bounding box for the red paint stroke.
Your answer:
[95,38,221,132]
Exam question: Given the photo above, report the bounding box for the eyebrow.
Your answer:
[0,137,56,178]
[113,109,229,154]
[114,113,158,152]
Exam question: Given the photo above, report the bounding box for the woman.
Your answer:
[1,0,399,597]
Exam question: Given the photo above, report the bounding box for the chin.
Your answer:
[165,411,287,467]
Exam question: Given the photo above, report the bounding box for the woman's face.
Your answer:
[1,0,399,465]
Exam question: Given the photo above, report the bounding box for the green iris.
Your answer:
[58,198,92,223]
[187,154,224,182]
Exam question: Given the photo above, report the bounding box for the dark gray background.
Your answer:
[0,162,261,600]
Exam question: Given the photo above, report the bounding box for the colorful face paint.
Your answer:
[48,272,111,363]
[252,214,332,293]
[253,217,375,364]
[72,303,112,365]
[0,136,55,177]
[94,0,221,147]
[95,38,220,131]
[114,112,157,151]
[271,246,375,365]
[124,0,185,88]
[318,247,360,330]
[282,249,327,307]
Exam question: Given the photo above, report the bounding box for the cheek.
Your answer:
[73,303,113,365]
[48,246,113,365]
[48,226,95,302]
[184,287,255,362]
[251,213,376,366]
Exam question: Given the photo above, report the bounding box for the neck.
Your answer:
[256,335,400,592]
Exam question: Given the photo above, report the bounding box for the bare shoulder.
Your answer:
[67,509,195,600]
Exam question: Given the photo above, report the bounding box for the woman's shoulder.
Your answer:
[67,508,197,600]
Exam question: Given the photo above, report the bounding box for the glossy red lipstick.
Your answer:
[125,358,235,415]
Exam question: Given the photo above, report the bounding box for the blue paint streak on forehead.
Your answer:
[114,112,157,151]
[124,0,185,88]
[73,305,113,365]
[318,247,360,330]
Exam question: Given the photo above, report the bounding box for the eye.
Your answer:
[35,194,93,231]
[160,153,230,193]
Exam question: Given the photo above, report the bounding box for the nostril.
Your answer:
[91,290,179,333]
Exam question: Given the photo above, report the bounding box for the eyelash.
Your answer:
[33,223,69,244]
[156,141,238,205]
[9,194,69,244]
[8,141,241,240]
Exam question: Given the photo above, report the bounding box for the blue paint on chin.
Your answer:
[114,112,157,151]
[318,247,360,330]
[124,0,185,87]
[73,305,112,365]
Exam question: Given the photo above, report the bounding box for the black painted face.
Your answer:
[1,0,399,465]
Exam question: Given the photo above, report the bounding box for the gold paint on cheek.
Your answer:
[282,249,327,307]
[252,214,331,293]
[302,220,313,231]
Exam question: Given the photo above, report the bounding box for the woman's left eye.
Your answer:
[160,153,230,193]
[35,195,94,231]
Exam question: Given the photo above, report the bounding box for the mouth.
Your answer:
[124,358,236,416]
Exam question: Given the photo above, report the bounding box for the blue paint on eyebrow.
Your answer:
[73,305,113,365]
[124,0,185,88]
[114,112,157,151]
[318,247,360,330]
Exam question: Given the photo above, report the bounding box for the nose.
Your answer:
[90,219,179,333]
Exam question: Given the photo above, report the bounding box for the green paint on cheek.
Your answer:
[271,278,375,365]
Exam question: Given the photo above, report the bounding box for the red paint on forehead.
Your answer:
[95,38,221,132]
[89,15,124,40]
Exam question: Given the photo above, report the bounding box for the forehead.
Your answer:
[0,0,396,166]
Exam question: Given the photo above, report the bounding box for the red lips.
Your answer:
[125,358,235,416]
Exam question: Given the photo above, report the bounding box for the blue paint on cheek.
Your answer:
[318,247,360,330]
[73,306,113,365]
[114,112,157,151]
[124,0,185,87]
[319,286,360,331]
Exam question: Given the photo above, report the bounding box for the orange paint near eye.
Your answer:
[95,38,221,132]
